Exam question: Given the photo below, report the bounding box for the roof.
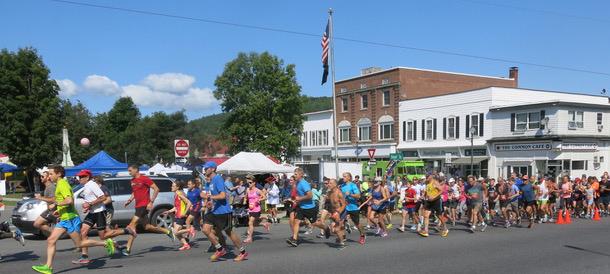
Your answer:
[336,66,513,84]
[489,100,610,111]
[303,109,333,115]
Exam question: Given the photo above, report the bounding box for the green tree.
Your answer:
[214,52,304,159]
[93,97,141,163]
[61,100,97,164]
[0,48,62,191]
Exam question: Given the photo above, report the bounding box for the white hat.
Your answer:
[420,175,426,180]
[448,178,455,183]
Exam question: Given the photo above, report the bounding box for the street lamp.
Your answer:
[470,126,476,177]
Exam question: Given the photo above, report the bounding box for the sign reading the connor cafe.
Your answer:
[495,143,551,151]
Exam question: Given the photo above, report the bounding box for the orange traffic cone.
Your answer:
[565,210,572,224]
[593,208,601,221]
[556,210,565,225]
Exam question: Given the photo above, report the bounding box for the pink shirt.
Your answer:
[247,188,261,213]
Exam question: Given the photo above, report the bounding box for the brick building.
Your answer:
[333,66,519,161]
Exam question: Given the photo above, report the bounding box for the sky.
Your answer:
[2,0,610,120]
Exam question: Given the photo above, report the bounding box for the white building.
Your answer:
[398,87,610,179]
[297,110,333,163]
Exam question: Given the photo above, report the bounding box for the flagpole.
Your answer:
[329,8,339,178]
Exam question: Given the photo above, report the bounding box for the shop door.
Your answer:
[511,166,531,177]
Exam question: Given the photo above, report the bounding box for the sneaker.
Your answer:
[166,230,176,242]
[71,256,91,264]
[286,237,298,247]
[386,223,393,230]
[375,227,381,235]
[32,264,53,274]
[359,235,366,245]
[104,238,115,256]
[234,252,248,262]
[505,222,510,228]
[365,225,372,230]
[410,225,417,231]
[441,229,449,237]
[418,231,429,237]
[397,226,405,232]
[316,233,325,239]
[179,243,191,251]
[380,232,388,237]
[207,245,216,253]
[211,248,227,261]
[324,225,331,239]
[480,223,488,232]
[121,248,130,256]
[125,226,138,238]
[470,226,476,233]
[304,228,313,235]
[13,228,25,246]
[243,237,252,244]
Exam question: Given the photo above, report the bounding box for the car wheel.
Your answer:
[151,208,173,229]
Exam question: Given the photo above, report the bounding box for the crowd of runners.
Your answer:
[0,162,608,273]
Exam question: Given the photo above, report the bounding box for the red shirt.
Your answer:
[405,188,416,208]
[131,175,154,208]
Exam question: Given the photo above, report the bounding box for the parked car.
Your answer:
[12,176,176,236]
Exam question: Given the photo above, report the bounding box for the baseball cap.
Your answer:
[420,175,426,180]
[448,178,455,183]
[203,161,217,170]
[522,175,529,180]
[76,169,92,177]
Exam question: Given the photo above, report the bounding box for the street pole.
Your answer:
[470,126,474,177]
[329,8,339,178]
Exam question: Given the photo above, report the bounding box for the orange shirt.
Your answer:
[592,181,600,198]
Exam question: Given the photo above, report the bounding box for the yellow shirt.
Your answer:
[426,182,440,200]
[55,178,79,221]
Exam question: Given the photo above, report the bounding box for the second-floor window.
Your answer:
[382,90,390,106]
[341,97,348,112]
[447,117,456,139]
[361,94,368,109]
[425,119,433,140]
[301,132,308,147]
[379,123,393,140]
[406,120,415,141]
[381,78,389,85]
[339,127,350,143]
[597,113,603,125]
[568,110,584,129]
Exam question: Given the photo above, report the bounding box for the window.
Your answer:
[425,119,433,140]
[341,97,348,112]
[113,179,133,195]
[339,128,351,143]
[406,121,414,141]
[321,130,328,146]
[310,131,317,146]
[515,113,527,131]
[360,83,367,89]
[358,126,370,141]
[572,160,586,170]
[340,87,347,93]
[301,132,308,147]
[568,111,584,129]
[361,94,368,109]
[447,117,456,139]
[381,79,389,85]
[382,90,390,106]
[379,123,393,140]
[528,112,540,129]
[470,114,479,136]
[597,113,603,125]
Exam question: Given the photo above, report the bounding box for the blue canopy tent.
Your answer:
[66,151,128,176]
[0,163,19,173]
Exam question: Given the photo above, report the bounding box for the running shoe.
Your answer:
[179,243,191,251]
[410,225,417,231]
[324,225,331,239]
[418,231,429,237]
[397,226,405,232]
[32,264,53,274]
[125,226,138,238]
[120,247,130,256]
[104,238,115,256]
[345,223,352,234]
[386,223,393,230]
[316,233,325,239]
[166,230,176,242]
[234,252,248,262]
[71,255,91,264]
[469,226,476,233]
[304,228,313,235]
[243,237,252,244]
[380,232,388,237]
[480,223,488,232]
[13,227,25,246]
[375,227,381,235]
[505,222,510,228]
[286,237,298,247]
[358,235,366,245]
[441,229,449,237]
[207,245,216,253]
[263,222,271,232]
[188,226,196,239]
[210,248,227,261]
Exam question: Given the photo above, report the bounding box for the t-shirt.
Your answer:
[210,174,232,215]
[520,183,536,202]
[99,185,113,211]
[267,184,280,205]
[601,181,610,197]
[296,179,315,209]
[187,187,202,212]
[405,188,416,208]
[312,188,321,203]
[131,175,154,208]
[510,184,520,202]
[55,178,79,221]
[467,183,482,202]
[81,181,106,213]
[341,182,360,212]
[44,183,56,198]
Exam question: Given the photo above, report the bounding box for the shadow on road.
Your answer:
[564,245,610,257]
[54,259,123,274]
[0,251,40,263]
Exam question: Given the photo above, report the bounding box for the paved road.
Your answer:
[1,210,610,274]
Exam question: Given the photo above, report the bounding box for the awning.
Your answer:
[451,157,487,165]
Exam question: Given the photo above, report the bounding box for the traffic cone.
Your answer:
[565,210,572,224]
[556,210,565,225]
[593,208,601,221]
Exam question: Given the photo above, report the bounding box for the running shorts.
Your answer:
[135,207,149,218]
[83,211,107,230]
[56,216,81,234]
[523,200,536,207]
[424,198,443,216]
[602,196,610,206]
[403,207,416,214]
[175,217,186,226]
[296,207,319,223]
[203,213,233,231]
[249,212,261,218]
[415,201,422,212]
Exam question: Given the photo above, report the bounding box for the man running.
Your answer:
[419,175,449,237]
[327,179,347,247]
[520,175,537,228]
[33,171,57,236]
[121,165,174,256]
[466,175,486,233]
[340,172,366,244]
[201,161,248,262]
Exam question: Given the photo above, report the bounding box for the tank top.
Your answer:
[174,192,188,219]
[538,183,549,201]
[561,183,571,198]
[426,182,440,200]
[247,188,261,213]
[441,184,449,202]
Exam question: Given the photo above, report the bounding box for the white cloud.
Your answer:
[56,79,78,97]
[83,75,121,95]
[141,73,195,94]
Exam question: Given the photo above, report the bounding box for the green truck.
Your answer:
[361,160,425,181]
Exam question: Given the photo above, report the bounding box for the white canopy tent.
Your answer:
[146,163,188,175]
[217,152,295,175]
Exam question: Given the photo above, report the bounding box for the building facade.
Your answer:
[296,110,333,163]
[334,66,518,161]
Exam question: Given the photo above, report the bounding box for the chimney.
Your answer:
[509,67,519,87]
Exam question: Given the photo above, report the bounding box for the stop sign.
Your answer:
[174,139,190,158]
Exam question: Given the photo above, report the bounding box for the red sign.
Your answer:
[174,139,190,157]
[367,148,376,159]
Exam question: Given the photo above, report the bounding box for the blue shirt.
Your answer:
[520,183,536,202]
[187,187,202,212]
[510,184,520,202]
[211,174,232,214]
[341,182,360,212]
[296,179,315,209]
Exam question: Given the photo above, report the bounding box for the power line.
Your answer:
[49,0,610,77]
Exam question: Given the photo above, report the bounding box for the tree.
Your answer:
[61,100,97,164]
[214,52,304,159]
[93,97,141,163]
[0,48,62,191]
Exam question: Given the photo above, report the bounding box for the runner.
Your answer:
[520,175,537,228]
[600,175,610,216]
[0,196,25,260]
[327,178,347,247]
[94,177,115,232]
[243,176,271,244]
[164,180,192,251]
[487,178,498,224]
[384,176,397,229]
[536,177,550,223]
[266,176,281,223]
[585,182,595,219]
[286,168,330,247]
[368,177,389,237]
[313,177,330,238]
[32,166,114,274]
[448,178,459,226]
[466,175,486,233]
[185,179,202,239]
[201,161,248,262]
[559,175,572,215]
[399,180,418,232]
[33,171,57,236]
[340,172,366,245]
[419,175,449,237]
[121,165,175,256]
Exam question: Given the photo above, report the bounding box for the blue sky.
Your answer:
[2,0,609,120]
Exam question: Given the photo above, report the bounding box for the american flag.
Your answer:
[321,19,330,85]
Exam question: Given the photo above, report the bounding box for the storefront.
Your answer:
[400,146,489,178]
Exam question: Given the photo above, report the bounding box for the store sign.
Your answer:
[445,153,452,164]
[561,143,598,151]
[419,149,459,157]
[495,143,551,151]
[401,151,418,157]
[465,148,487,156]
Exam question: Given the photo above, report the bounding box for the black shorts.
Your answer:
[135,207,149,218]
[267,204,276,209]
[524,200,536,207]
[424,198,443,215]
[40,209,58,223]
[249,212,261,218]
[344,210,360,225]
[415,201,422,212]
[175,217,186,226]
[602,196,610,206]
[83,211,107,230]
[296,207,318,223]
[499,200,510,209]
[203,213,233,231]
[447,200,458,209]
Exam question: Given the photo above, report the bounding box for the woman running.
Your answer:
[266,177,281,223]
[185,179,202,239]
[536,178,550,223]
[368,177,389,237]
[164,180,192,251]
[560,176,573,217]
[243,177,271,243]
